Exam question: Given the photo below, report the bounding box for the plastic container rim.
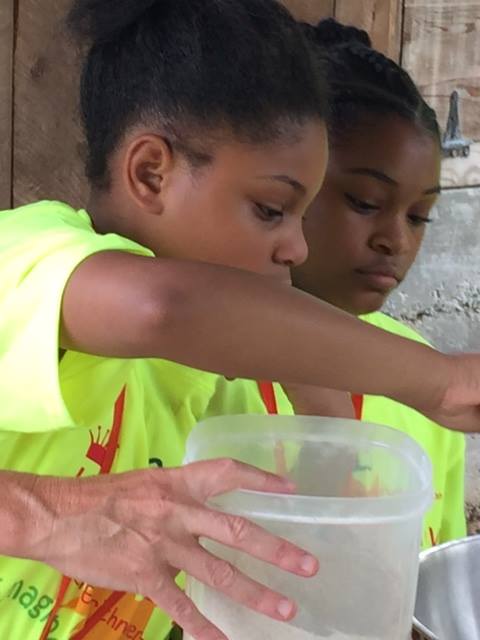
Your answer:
[185,415,433,522]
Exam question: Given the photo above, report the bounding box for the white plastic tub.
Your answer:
[184,415,432,640]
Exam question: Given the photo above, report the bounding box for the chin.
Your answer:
[352,292,387,317]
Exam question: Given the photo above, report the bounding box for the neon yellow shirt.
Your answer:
[359,312,466,547]
[0,201,227,640]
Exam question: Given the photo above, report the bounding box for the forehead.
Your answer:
[332,114,441,188]
[211,120,329,191]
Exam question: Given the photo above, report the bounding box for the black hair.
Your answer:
[67,0,328,189]
[303,18,440,147]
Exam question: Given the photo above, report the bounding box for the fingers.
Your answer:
[168,543,297,622]
[182,505,318,578]
[147,460,318,636]
[152,579,228,640]
[170,458,295,502]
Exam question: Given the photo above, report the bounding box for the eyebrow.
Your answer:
[346,167,441,195]
[258,175,306,195]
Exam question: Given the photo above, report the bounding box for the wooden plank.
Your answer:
[282,0,335,23]
[335,0,403,61]
[0,0,14,210]
[403,0,480,187]
[13,0,87,207]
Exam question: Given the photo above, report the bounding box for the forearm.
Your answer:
[61,254,450,410]
[139,260,449,407]
[0,471,59,560]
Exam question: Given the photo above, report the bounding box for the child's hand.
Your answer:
[39,461,318,640]
[283,383,355,419]
[409,353,480,432]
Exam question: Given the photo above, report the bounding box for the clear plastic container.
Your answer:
[184,415,432,640]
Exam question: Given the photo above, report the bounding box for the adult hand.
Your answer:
[38,460,318,640]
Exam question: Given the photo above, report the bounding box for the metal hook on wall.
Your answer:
[442,90,471,159]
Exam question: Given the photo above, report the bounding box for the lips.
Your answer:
[355,266,402,291]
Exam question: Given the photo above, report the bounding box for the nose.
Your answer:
[369,214,412,256]
[273,218,309,267]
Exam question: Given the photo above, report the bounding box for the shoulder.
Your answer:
[0,200,152,257]
[0,200,90,230]
[360,311,430,346]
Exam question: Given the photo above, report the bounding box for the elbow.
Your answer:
[137,262,194,358]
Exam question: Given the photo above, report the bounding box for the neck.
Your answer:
[87,190,131,238]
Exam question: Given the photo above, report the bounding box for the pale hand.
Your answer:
[39,460,319,640]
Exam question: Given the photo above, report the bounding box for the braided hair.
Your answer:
[303,18,440,146]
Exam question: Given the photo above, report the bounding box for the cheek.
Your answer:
[220,217,275,272]
[406,230,425,264]
[190,193,272,270]
[340,215,372,256]
[304,211,359,263]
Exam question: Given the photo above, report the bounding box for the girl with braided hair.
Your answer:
[291,19,466,547]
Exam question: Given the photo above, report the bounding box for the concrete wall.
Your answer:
[385,187,480,533]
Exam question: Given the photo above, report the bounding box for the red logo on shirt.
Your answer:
[86,426,111,469]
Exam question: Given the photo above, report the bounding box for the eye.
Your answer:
[254,203,284,223]
[408,214,433,227]
[345,193,379,214]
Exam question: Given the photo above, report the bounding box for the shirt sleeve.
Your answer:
[0,201,152,432]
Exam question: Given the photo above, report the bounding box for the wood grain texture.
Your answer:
[335,0,403,60]
[13,0,87,207]
[0,0,14,210]
[281,0,334,23]
[403,0,480,187]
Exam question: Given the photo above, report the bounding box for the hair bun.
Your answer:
[313,18,372,49]
[67,0,160,44]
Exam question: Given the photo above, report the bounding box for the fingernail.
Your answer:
[300,554,318,575]
[277,599,295,619]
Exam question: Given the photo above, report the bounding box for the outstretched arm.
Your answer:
[61,251,480,432]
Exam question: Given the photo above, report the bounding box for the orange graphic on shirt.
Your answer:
[86,426,111,468]
[63,585,156,639]
[40,389,145,640]
[343,474,382,498]
[76,427,112,477]
[428,527,438,547]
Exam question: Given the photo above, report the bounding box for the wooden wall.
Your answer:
[0,0,478,211]
[335,0,403,60]
[402,0,480,188]
[0,0,14,209]
[14,0,85,207]
[284,0,335,23]
[284,0,401,58]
